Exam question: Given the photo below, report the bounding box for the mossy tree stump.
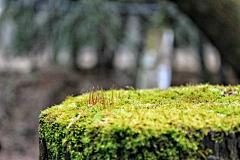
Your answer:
[39,84,240,159]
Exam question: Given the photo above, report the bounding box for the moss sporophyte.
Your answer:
[39,84,240,159]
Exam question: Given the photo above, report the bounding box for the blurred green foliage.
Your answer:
[0,1,122,56]
[0,0,199,69]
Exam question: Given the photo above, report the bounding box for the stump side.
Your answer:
[39,129,240,160]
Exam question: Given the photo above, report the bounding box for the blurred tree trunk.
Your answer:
[169,0,240,80]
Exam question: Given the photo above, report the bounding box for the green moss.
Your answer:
[39,84,240,159]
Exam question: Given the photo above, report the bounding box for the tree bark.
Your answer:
[169,0,240,80]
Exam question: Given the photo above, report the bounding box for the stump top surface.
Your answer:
[40,84,240,133]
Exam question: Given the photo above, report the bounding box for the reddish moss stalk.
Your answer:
[92,88,95,105]
[89,90,91,105]
[101,88,106,109]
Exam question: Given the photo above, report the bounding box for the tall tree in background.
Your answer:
[169,0,240,80]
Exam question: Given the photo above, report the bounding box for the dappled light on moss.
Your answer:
[39,84,240,159]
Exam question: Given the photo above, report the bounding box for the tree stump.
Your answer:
[39,84,240,159]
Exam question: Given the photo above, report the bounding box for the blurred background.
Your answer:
[0,0,239,159]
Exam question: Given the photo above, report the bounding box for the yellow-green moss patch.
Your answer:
[39,84,240,159]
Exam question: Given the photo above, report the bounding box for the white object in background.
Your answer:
[136,28,174,89]
[0,0,4,15]
[77,47,98,69]
[157,64,172,89]
[157,29,174,89]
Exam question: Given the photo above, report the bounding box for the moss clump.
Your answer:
[39,84,240,159]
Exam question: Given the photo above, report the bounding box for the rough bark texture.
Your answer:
[169,0,240,80]
[202,131,240,160]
